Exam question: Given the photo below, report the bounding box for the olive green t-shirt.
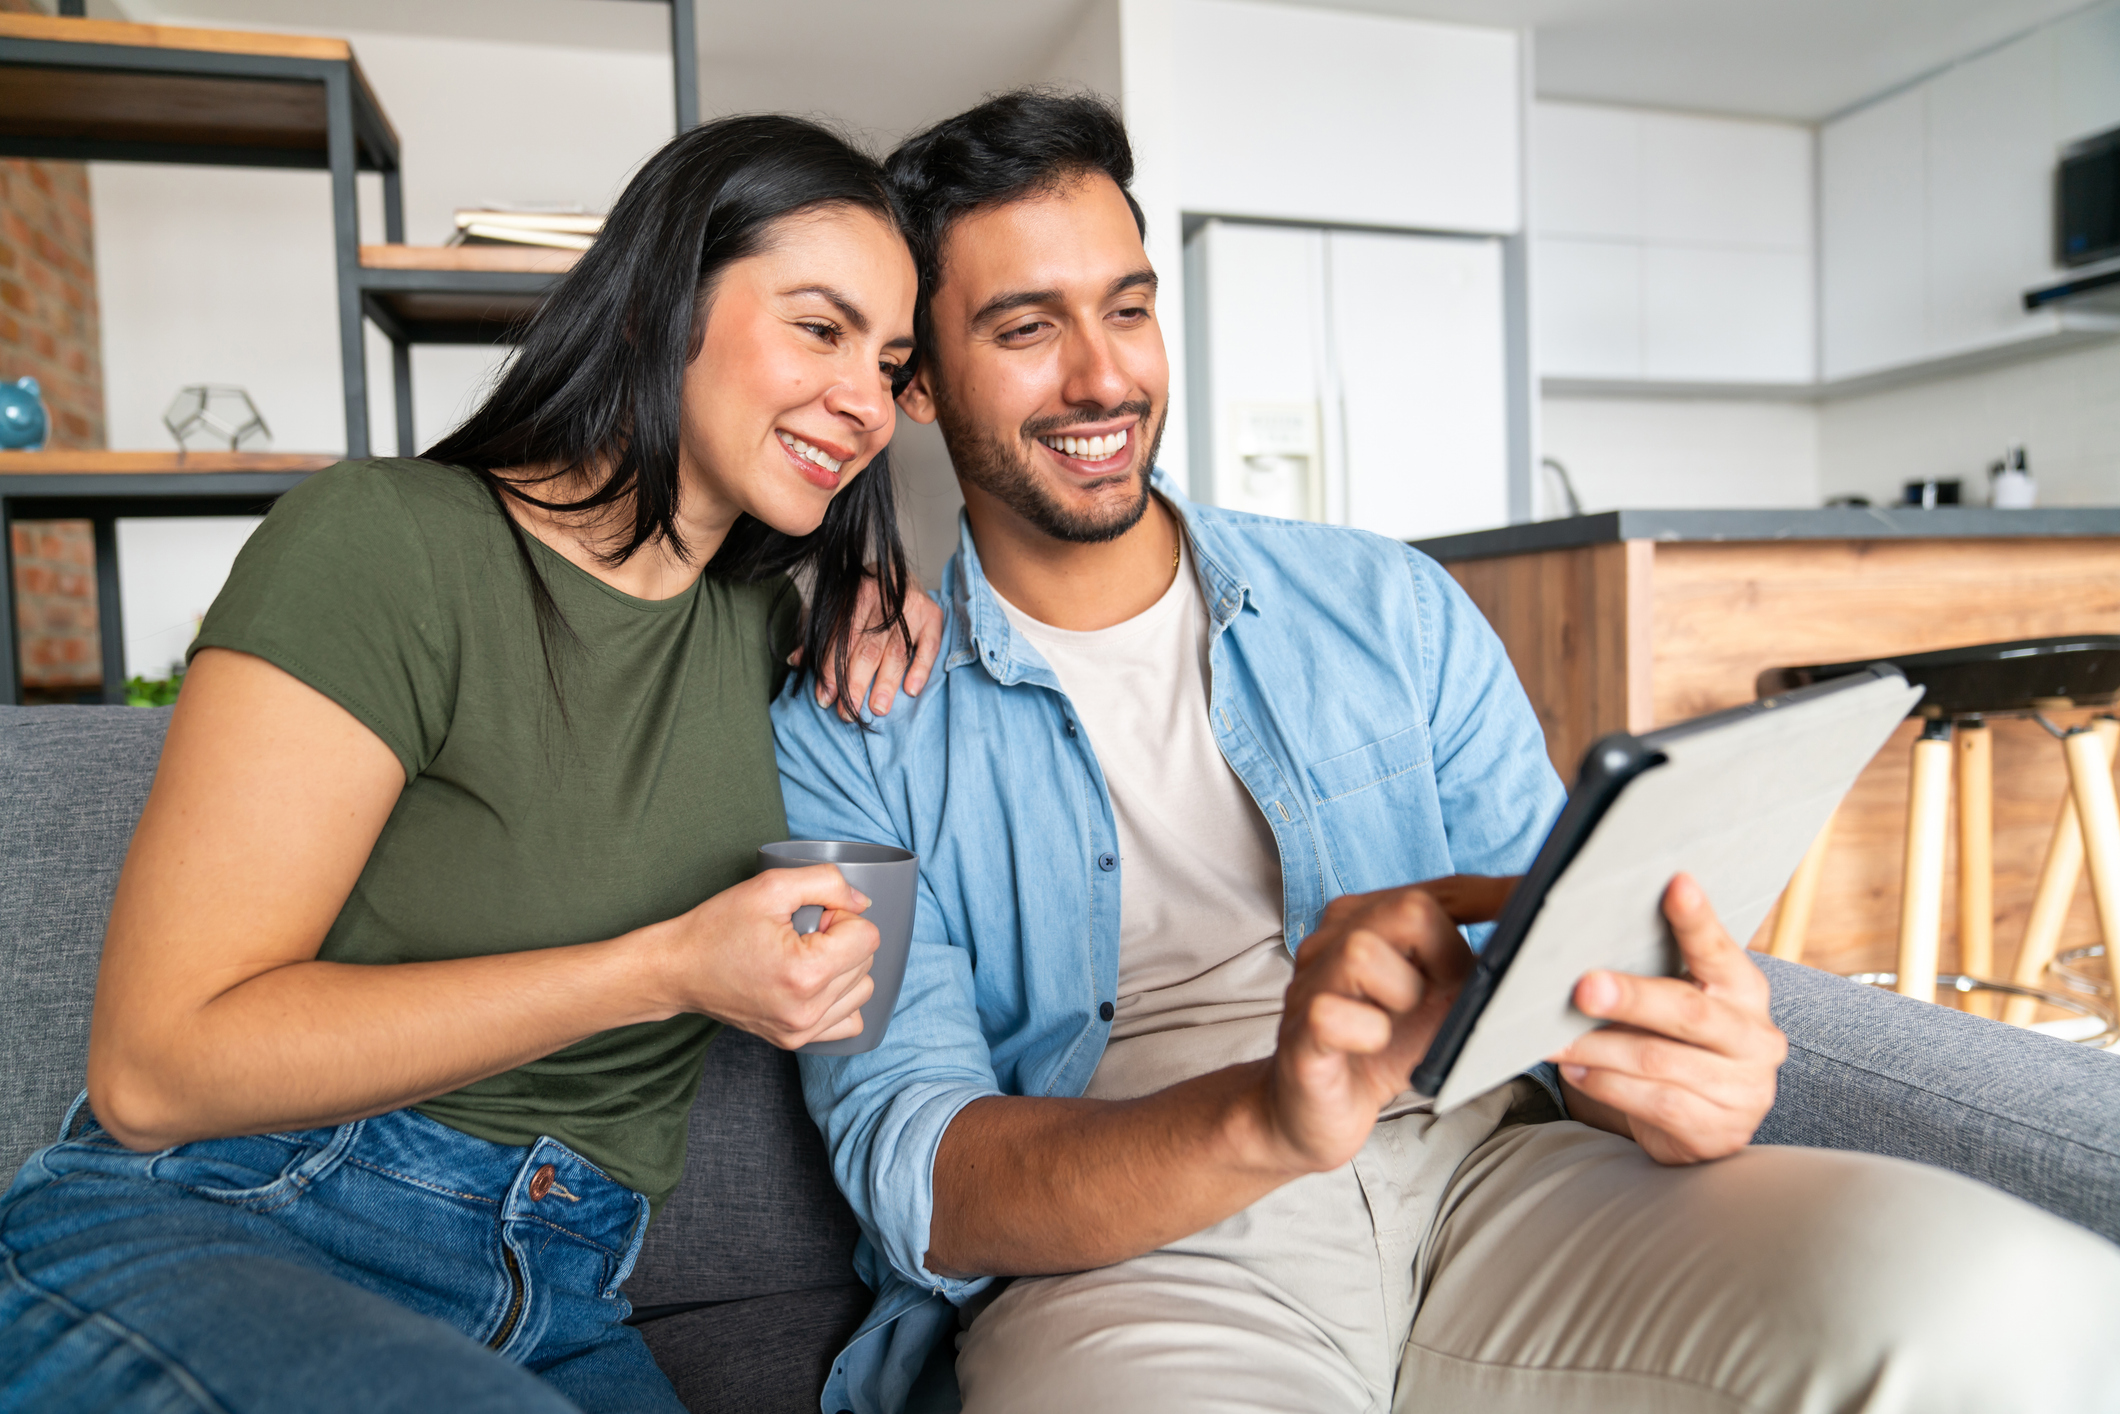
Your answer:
[191,458,798,1211]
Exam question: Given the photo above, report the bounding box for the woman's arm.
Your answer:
[87,647,879,1152]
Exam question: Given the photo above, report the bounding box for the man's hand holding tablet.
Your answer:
[1548,873,1788,1163]
[1271,871,1783,1173]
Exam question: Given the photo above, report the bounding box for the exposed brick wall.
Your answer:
[3,0,108,695]
[10,520,99,693]
[0,156,102,450]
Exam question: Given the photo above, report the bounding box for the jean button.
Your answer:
[528,1163,556,1201]
[1097,852,1116,871]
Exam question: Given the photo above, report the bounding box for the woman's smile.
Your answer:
[777,427,850,490]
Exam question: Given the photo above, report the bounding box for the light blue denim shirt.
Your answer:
[772,472,1566,1414]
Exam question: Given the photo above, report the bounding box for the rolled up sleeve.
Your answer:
[774,687,999,1300]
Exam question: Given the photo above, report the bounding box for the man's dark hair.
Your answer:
[886,88,1146,355]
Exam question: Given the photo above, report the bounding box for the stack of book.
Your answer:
[449,207,604,251]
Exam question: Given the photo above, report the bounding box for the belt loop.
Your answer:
[59,1088,91,1142]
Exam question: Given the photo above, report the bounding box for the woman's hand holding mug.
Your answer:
[643,864,879,1050]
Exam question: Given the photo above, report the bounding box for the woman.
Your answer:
[0,116,938,1413]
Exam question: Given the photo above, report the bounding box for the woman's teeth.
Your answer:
[1040,429,1129,462]
[777,430,843,474]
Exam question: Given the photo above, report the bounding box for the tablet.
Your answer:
[1409,665,1923,1113]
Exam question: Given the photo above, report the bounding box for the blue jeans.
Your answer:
[0,1100,688,1414]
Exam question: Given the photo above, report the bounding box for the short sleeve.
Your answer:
[190,463,457,781]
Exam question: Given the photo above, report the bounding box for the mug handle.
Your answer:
[792,904,825,935]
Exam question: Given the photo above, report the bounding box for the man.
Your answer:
[773,92,2120,1414]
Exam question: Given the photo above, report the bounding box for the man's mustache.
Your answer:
[1020,402,1155,440]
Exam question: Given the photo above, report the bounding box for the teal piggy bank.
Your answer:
[0,376,49,452]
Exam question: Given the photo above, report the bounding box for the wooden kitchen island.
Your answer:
[1413,508,2120,979]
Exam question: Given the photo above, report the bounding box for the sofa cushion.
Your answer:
[1755,952,2120,1244]
[0,705,169,1186]
[635,1284,871,1414]
[627,1026,862,1307]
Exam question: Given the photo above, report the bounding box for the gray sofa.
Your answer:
[1,706,869,1414]
[7,707,2120,1414]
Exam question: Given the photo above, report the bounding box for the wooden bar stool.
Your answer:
[1758,636,2120,1023]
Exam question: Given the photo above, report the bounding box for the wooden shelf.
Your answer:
[0,14,351,62]
[0,451,339,475]
[356,247,573,345]
[0,14,397,165]
[361,244,582,274]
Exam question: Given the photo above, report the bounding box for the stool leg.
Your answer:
[1955,723,1994,1016]
[2004,796,2085,1026]
[1769,811,1836,963]
[2065,724,2120,1006]
[1898,721,1954,1002]
[2004,718,2118,1027]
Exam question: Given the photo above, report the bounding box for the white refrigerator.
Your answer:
[1183,219,1511,541]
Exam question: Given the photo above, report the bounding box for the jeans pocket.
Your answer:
[143,1122,361,1212]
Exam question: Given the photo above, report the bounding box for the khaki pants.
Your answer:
[955,1082,2120,1413]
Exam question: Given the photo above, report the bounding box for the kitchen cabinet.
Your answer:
[2055,2,2120,144]
[1821,86,1930,380]
[1638,111,1812,248]
[1533,239,1641,379]
[1820,16,2120,385]
[1643,245,1811,382]
[1531,101,1640,239]
[1927,33,2063,356]
[1532,102,1814,386]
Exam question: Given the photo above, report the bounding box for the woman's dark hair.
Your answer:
[426,114,911,720]
[885,89,1145,356]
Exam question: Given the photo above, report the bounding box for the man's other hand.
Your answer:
[1550,873,1787,1164]
[1260,880,1500,1175]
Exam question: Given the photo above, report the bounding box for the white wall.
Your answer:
[114,516,262,679]
[1537,397,1821,514]
[1819,337,2120,507]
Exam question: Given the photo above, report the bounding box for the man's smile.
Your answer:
[1031,418,1139,477]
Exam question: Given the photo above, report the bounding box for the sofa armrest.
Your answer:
[1753,953,2120,1244]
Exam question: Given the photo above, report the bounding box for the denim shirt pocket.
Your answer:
[1307,724,1449,891]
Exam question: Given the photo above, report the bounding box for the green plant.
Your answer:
[125,671,183,707]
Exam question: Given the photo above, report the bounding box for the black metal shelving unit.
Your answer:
[0,3,698,701]
[0,463,326,703]
[0,9,404,455]
[0,1,698,459]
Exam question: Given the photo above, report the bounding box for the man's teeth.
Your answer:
[1039,428,1130,461]
[777,430,843,474]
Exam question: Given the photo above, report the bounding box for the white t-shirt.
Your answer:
[995,537,1292,1101]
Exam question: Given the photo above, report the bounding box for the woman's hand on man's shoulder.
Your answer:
[790,573,945,722]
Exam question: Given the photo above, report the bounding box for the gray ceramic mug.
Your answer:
[756,840,918,1056]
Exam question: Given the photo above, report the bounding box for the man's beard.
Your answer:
[932,390,1166,545]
